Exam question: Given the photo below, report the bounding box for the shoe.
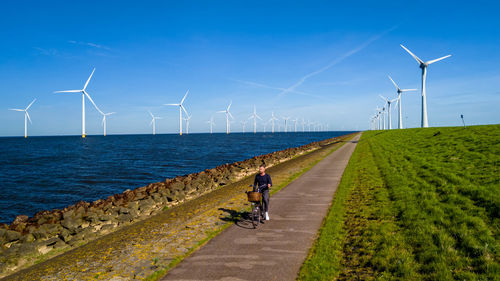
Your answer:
[265,212,270,220]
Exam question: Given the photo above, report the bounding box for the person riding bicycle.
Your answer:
[253,164,272,220]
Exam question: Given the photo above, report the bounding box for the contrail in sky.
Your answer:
[275,25,398,99]
[233,79,325,99]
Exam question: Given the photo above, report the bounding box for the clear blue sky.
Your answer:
[1,0,499,136]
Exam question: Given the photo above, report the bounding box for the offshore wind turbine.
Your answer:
[269,112,278,133]
[400,44,451,128]
[217,101,234,134]
[164,90,189,135]
[301,118,305,132]
[282,116,290,133]
[100,111,115,136]
[388,76,417,129]
[206,116,215,134]
[54,68,100,138]
[248,105,262,134]
[240,120,248,133]
[292,118,298,132]
[380,95,398,130]
[9,98,36,138]
[183,114,192,134]
[149,111,162,135]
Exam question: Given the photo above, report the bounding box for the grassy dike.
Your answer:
[299,125,499,280]
[4,133,356,281]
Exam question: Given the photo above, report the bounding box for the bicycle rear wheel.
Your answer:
[252,206,261,228]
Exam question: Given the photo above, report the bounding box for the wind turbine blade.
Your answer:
[26,112,32,124]
[180,90,189,104]
[148,110,154,118]
[150,119,154,126]
[426,55,451,65]
[388,75,400,90]
[379,95,388,102]
[181,105,189,116]
[54,90,82,93]
[84,91,101,112]
[227,101,232,110]
[401,88,417,92]
[216,110,225,113]
[228,111,234,119]
[25,98,36,110]
[400,44,424,64]
[83,68,96,90]
[164,103,180,106]
[256,114,262,120]
[9,109,24,111]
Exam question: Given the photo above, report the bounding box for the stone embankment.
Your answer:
[0,135,345,277]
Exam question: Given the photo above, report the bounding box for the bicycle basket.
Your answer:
[247,192,262,202]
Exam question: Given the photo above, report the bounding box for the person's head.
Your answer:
[259,164,266,174]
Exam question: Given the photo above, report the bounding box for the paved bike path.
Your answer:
[161,133,361,281]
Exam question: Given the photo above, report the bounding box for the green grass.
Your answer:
[299,125,499,280]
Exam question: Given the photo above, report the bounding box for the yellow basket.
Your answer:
[247,192,262,202]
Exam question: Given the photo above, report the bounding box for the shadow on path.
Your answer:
[218,208,255,230]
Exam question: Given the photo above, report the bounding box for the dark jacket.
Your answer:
[254,173,272,192]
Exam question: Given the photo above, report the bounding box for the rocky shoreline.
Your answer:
[0,135,347,276]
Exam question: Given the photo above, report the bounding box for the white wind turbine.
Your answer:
[217,101,234,134]
[149,111,162,135]
[381,106,387,130]
[269,112,278,133]
[54,68,101,138]
[388,76,417,129]
[100,111,115,136]
[400,45,451,128]
[282,116,291,133]
[240,120,248,133]
[248,105,262,134]
[183,114,192,134]
[206,116,215,134]
[292,118,298,132]
[9,98,36,138]
[165,90,189,135]
[301,118,305,132]
[375,107,382,130]
[380,95,398,130]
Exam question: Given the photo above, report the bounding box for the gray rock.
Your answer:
[5,230,21,242]
[117,213,133,223]
[127,201,139,211]
[61,217,81,234]
[100,224,115,234]
[118,207,130,214]
[58,228,72,242]
[20,233,35,243]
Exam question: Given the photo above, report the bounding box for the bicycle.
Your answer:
[245,184,266,228]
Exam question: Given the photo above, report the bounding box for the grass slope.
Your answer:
[299,125,499,280]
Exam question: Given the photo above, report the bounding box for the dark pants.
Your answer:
[261,189,269,213]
